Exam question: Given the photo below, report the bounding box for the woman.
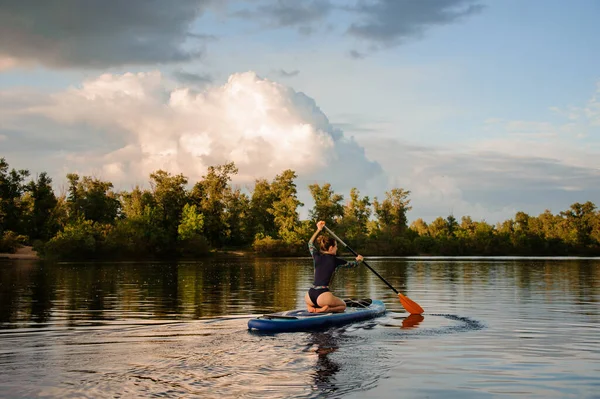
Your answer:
[305,220,364,313]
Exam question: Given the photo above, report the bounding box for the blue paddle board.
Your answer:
[248,299,386,332]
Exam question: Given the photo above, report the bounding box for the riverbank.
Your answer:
[0,246,39,260]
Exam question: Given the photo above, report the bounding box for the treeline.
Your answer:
[1,157,600,260]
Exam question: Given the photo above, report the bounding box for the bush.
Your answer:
[178,235,211,258]
[253,236,303,256]
[0,231,28,253]
[413,235,437,255]
[42,219,102,260]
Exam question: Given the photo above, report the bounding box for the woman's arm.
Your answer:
[337,254,364,268]
[308,220,325,256]
[309,220,325,244]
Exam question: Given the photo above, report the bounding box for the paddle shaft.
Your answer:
[323,226,399,295]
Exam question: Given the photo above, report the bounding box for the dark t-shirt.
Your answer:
[308,242,358,287]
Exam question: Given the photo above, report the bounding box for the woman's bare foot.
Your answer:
[308,305,330,313]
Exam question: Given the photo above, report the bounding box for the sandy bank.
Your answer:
[0,246,39,260]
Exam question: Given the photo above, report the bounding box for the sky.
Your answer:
[1,0,599,224]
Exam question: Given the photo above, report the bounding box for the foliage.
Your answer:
[193,162,238,247]
[252,235,305,256]
[41,218,105,260]
[66,174,120,224]
[3,157,600,260]
[25,172,59,241]
[249,178,277,238]
[0,157,30,235]
[0,230,28,253]
[308,182,344,226]
[338,188,371,246]
[271,170,303,242]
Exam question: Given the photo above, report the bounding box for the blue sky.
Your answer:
[1,0,599,223]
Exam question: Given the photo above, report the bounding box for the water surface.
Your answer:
[0,257,598,398]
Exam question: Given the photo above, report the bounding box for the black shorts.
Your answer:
[308,287,330,307]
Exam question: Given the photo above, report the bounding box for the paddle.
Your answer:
[323,226,424,315]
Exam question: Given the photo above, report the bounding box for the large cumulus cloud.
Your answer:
[1,71,384,192]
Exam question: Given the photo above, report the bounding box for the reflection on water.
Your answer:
[310,332,340,391]
[0,257,599,398]
[402,314,424,328]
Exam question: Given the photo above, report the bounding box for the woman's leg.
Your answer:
[305,292,330,313]
[316,292,346,313]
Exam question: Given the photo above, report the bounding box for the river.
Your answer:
[0,257,598,398]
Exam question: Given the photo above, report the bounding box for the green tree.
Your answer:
[43,218,104,260]
[373,188,412,235]
[271,170,303,243]
[0,157,30,235]
[446,215,459,237]
[149,170,189,252]
[120,186,154,219]
[409,218,429,236]
[471,220,496,255]
[178,204,204,240]
[560,202,597,247]
[193,162,238,247]
[249,178,277,238]
[460,215,475,234]
[223,187,251,246]
[177,203,210,257]
[66,174,120,224]
[339,188,371,243]
[308,183,344,226]
[428,217,450,238]
[25,172,58,241]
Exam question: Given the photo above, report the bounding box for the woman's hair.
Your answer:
[317,235,337,252]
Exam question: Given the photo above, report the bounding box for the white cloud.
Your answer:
[2,70,384,193]
[3,71,600,225]
[357,79,600,223]
[359,134,600,224]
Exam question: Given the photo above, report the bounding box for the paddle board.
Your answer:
[248,299,386,332]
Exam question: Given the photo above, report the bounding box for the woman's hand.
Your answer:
[316,220,326,231]
[355,254,364,262]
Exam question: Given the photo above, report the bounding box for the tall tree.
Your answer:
[514,211,530,233]
[178,204,204,241]
[560,202,597,247]
[223,186,251,246]
[66,174,120,224]
[308,183,344,226]
[373,188,412,235]
[0,158,29,234]
[120,186,154,219]
[446,215,459,237]
[249,178,277,238]
[149,170,189,249]
[339,188,371,242]
[530,210,560,240]
[193,162,238,247]
[25,172,58,241]
[409,218,429,236]
[428,217,450,238]
[271,170,303,242]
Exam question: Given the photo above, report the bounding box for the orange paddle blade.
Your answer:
[398,293,424,315]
